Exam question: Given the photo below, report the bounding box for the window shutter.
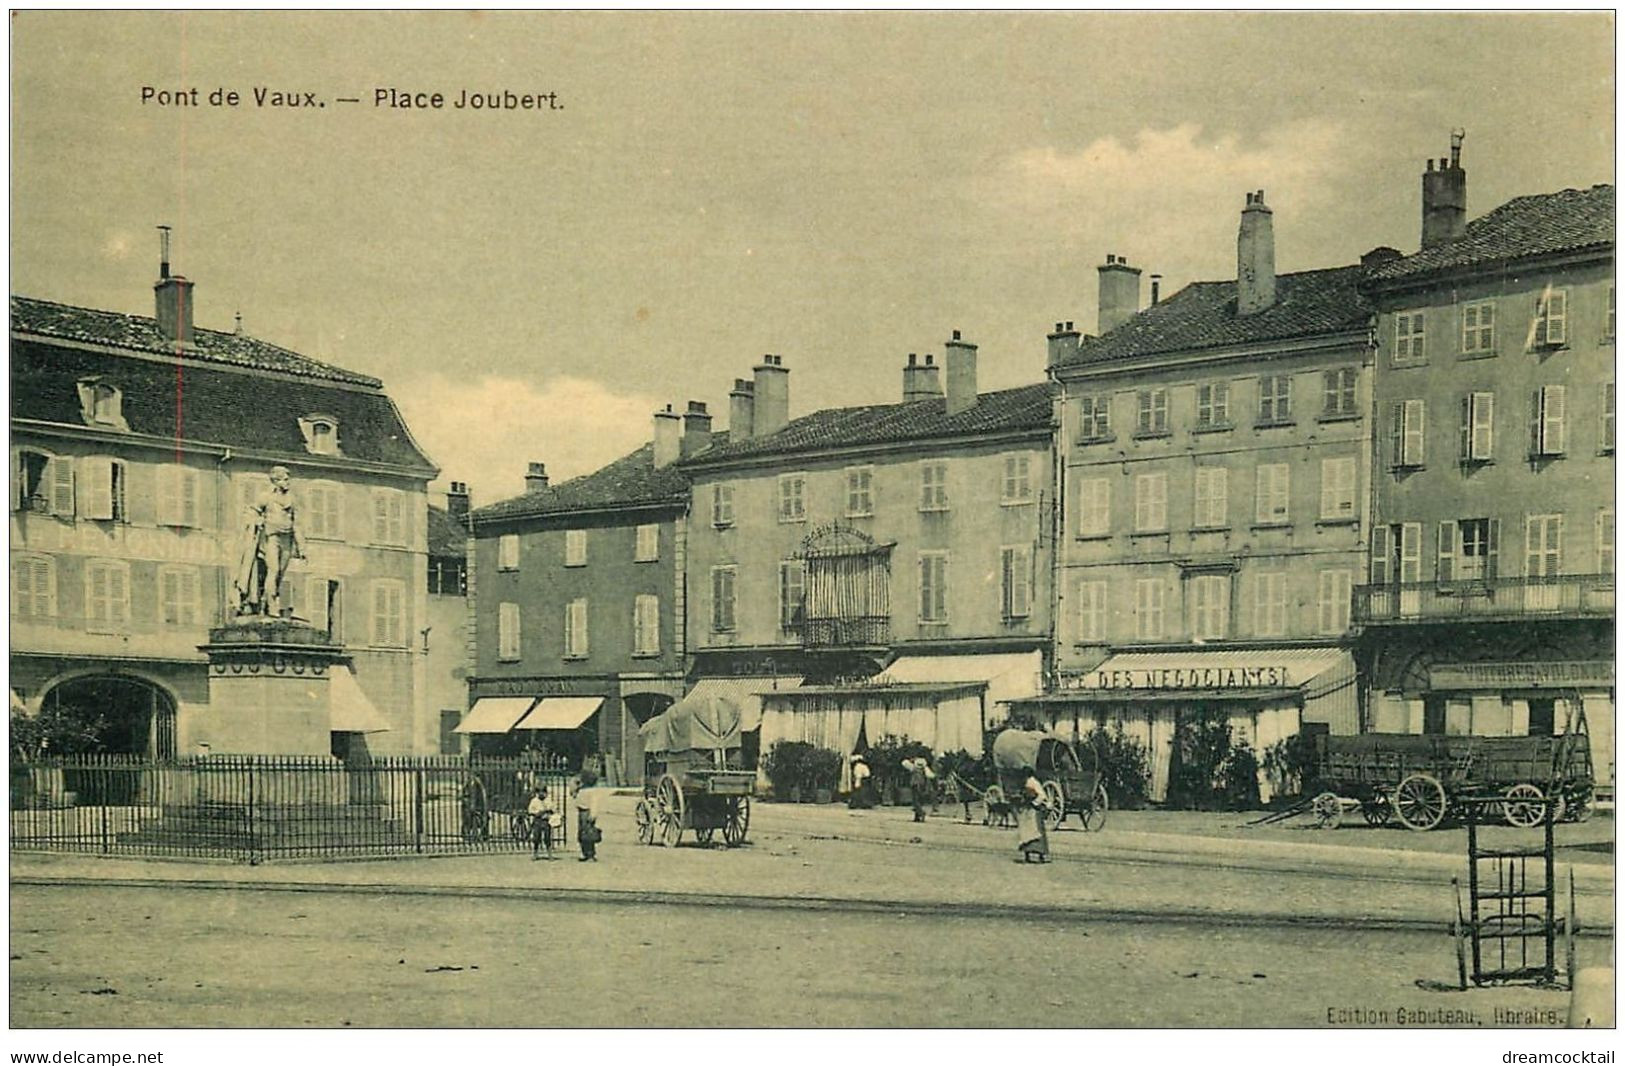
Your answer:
[1370,525,1391,585]
[1605,382,1616,451]
[109,565,127,624]
[1485,518,1501,579]
[81,459,114,520]
[157,466,176,525]
[1459,396,1472,462]
[1471,393,1494,460]
[372,584,389,645]
[1437,521,1457,584]
[48,456,74,516]
[1541,385,1566,454]
[1403,399,1425,466]
[1400,523,1422,583]
[1390,403,1405,467]
[1545,290,1568,346]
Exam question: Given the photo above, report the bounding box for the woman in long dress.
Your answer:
[1016,766,1050,863]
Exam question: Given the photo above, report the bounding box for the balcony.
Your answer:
[794,615,891,649]
[1354,574,1615,625]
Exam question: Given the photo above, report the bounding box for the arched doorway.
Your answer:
[38,674,178,758]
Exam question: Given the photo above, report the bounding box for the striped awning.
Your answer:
[684,676,802,732]
[513,697,603,731]
[454,697,537,734]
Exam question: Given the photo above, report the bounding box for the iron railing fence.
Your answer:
[9,753,571,862]
[1354,573,1614,625]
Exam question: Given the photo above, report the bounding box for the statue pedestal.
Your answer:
[196,618,347,757]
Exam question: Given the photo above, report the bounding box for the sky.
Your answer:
[10,11,1615,506]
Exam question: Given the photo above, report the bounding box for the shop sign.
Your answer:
[471,677,605,698]
[1060,665,1292,691]
[1429,660,1614,690]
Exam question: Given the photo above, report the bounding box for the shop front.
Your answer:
[459,678,610,769]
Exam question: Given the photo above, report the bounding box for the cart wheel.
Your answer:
[634,799,655,846]
[724,796,750,847]
[1080,782,1108,832]
[657,773,685,848]
[1360,795,1393,827]
[983,784,1006,827]
[1042,780,1066,830]
[1393,773,1447,832]
[1566,787,1593,823]
[1502,783,1547,828]
[1312,791,1343,830]
[509,812,531,843]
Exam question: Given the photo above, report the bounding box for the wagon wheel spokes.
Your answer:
[723,796,750,846]
[509,812,530,843]
[634,798,655,846]
[1360,795,1393,827]
[1041,780,1066,830]
[1566,786,1593,823]
[695,826,716,845]
[1502,783,1547,828]
[1312,791,1343,830]
[1393,773,1448,832]
[1080,782,1108,832]
[657,773,685,847]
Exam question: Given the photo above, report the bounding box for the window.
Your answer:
[1076,580,1107,641]
[1323,368,1358,416]
[498,534,520,571]
[1459,392,1495,462]
[1077,478,1111,537]
[1525,514,1564,581]
[1597,509,1614,576]
[778,474,807,522]
[157,565,201,626]
[298,415,340,456]
[80,457,128,522]
[1394,312,1426,363]
[304,481,342,539]
[1134,473,1168,532]
[1440,518,1497,583]
[11,554,56,619]
[371,489,406,545]
[1258,375,1292,424]
[1196,382,1231,428]
[1192,468,1228,529]
[428,559,466,597]
[1191,575,1230,640]
[370,580,406,646]
[1533,288,1568,348]
[564,598,589,658]
[1002,455,1033,504]
[1376,522,1422,591]
[918,552,949,624]
[564,529,587,567]
[76,378,126,430]
[1255,464,1290,525]
[1000,545,1033,619]
[1136,390,1169,435]
[635,524,659,562]
[711,567,737,633]
[634,595,660,656]
[1135,579,1165,640]
[1078,395,1111,441]
[1319,457,1357,521]
[1530,386,1567,456]
[84,559,130,632]
[1461,301,1495,354]
[1317,570,1352,636]
[711,484,735,528]
[779,560,806,630]
[1390,400,1426,467]
[1603,383,1615,453]
[1253,572,1288,637]
[14,450,73,515]
[498,602,521,661]
[844,466,874,517]
[919,462,949,512]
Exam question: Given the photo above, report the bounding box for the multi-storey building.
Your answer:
[464,409,699,783]
[680,342,1053,781]
[10,252,438,757]
[1356,148,1614,791]
[1020,194,1374,802]
[426,488,472,754]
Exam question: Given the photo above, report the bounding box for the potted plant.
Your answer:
[805,748,843,804]
[762,740,814,803]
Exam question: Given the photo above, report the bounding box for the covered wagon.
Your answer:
[635,690,755,847]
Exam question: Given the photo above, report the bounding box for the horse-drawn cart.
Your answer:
[985,729,1108,832]
[634,692,754,848]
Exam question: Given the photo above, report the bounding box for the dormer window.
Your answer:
[298,415,340,456]
[75,377,127,431]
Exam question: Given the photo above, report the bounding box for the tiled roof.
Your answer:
[1058,265,1372,368]
[428,504,469,558]
[681,383,1053,466]
[11,296,383,387]
[471,443,693,525]
[11,337,436,471]
[1368,184,1615,283]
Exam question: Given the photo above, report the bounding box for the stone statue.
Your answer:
[234,466,305,617]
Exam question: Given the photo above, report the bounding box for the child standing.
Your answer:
[574,768,602,862]
[527,788,555,860]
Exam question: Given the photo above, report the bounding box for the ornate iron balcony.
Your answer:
[1354,573,1615,625]
[793,615,892,648]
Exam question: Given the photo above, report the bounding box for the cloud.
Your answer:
[394,373,664,507]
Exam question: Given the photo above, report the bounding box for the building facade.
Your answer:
[1025,195,1374,802]
[426,490,472,754]
[1357,159,1615,791]
[10,257,439,757]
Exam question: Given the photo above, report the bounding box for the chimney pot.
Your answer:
[681,399,713,457]
[1097,253,1143,334]
[752,354,791,437]
[446,481,471,519]
[1236,187,1277,315]
[1421,133,1468,249]
[525,462,550,492]
[653,405,683,467]
[729,377,757,440]
[944,330,978,415]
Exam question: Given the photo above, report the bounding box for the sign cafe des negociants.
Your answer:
[1061,665,1294,692]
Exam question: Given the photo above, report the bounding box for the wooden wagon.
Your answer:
[634,692,755,848]
[988,729,1108,832]
[1309,712,1594,831]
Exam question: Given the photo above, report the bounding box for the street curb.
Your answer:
[16,873,1614,937]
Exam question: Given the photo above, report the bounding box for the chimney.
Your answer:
[1236,190,1276,316]
[728,378,755,441]
[681,400,713,456]
[902,352,944,402]
[1046,322,1080,369]
[1150,275,1163,305]
[446,481,471,521]
[524,463,550,493]
[1421,130,1467,250]
[153,225,194,346]
[752,355,790,437]
[1096,253,1143,334]
[944,329,978,416]
[652,404,682,467]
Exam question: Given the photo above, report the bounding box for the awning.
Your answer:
[454,696,538,734]
[329,667,393,733]
[876,652,1042,707]
[684,676,802,732]
[513,697,603,731]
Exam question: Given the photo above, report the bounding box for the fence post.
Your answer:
[99,785,109,854]
[414,767,424,854]
[247,760,258,865]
